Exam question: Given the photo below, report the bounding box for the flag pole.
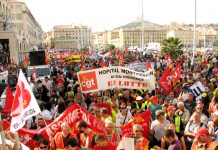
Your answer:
[0,112,7,149]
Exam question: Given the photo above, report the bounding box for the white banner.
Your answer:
[125,62,155,72]
[125,62,146,72]
[77,66,155,93]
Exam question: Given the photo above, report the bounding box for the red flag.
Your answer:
[118,52,124,66]
[158,65,172,95]
[121,110,151,139]
[80,61,86,71]
[146,60,152,71]
[100,61,107,68]
[11,58,14,64]
[32,66,36,81]
[172,63,181,83]
[3,85,14,112]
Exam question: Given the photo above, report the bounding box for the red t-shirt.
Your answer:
[93,142,116,150]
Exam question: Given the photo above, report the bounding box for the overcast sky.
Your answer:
[19,0,218,32]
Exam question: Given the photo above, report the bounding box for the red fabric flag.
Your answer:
[158,65,172,95]
[118,52,124,66]
[3,85,14,112]
[11,58,14,64]
[80,61,86,71]
[120,110,151,139]
[172,63,181,83]
[32,66,36,81]
[100,61,107,68]
[146,60,152,71]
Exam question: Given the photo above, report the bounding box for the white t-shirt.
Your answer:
[151,119,170,141]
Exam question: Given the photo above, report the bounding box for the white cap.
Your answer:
[136,96,143,101]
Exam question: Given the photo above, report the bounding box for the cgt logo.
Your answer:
[78,71,98,91]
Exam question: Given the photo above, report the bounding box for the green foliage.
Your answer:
[81,47,87,51]
[107,44,115,50]
[161,37,184,61]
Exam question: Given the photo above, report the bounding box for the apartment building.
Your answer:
[52,24,92,50]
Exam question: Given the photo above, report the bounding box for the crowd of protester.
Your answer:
[0,50,218,150]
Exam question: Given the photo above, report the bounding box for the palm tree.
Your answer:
[161,37,184,61]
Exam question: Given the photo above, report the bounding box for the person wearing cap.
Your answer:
[166,105,183,133]
[131,96,146,110]
[150,110,170,147]
[148,96,162,121]
[184,111,206,150]
[191,128,218,150]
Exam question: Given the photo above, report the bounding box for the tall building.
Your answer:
[9,0,43,51]
[0,0,43,64]
[0,0,19,64]
[52,24,93,50]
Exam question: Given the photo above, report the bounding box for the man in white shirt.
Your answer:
[116,103,132,135]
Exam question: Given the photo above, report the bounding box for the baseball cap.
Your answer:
[167,105,176,111]
[150,96,158,101]
[196,128,208,138]
[136,96,143,101]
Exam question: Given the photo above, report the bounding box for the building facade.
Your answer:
[52,24,92,50]
[9,0,43,51]
[105,28,167,49]
[167,29,200,47]
[0,0,43,64]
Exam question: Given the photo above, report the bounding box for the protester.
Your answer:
[50,122,76,149]
[191,128,218,150]
[163,129,182,150]
[133,124,149,150]
[93,134,116,150]
[105,122,120,146]
[76,120,96,149]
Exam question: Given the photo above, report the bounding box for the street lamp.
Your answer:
[191,0,197,65]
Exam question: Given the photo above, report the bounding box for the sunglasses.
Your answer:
[120,107,127,109]
[134,130,142,132]
[40,146,48,149]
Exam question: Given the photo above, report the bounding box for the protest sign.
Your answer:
[77,66,155,93]
[190,81,206,100]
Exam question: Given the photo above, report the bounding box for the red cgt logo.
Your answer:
[78,71,98,91]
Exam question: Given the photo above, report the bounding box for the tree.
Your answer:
[107,44,115,50]
[161,37,184,61]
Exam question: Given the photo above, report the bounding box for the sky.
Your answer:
[19,0,218,32]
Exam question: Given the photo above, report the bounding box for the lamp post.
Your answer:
[141,0,144,52]
[192,0,197,65]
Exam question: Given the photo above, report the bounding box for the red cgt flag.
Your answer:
[172,63,181,83]
[3,85,14,113]
[158,65,172,95]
